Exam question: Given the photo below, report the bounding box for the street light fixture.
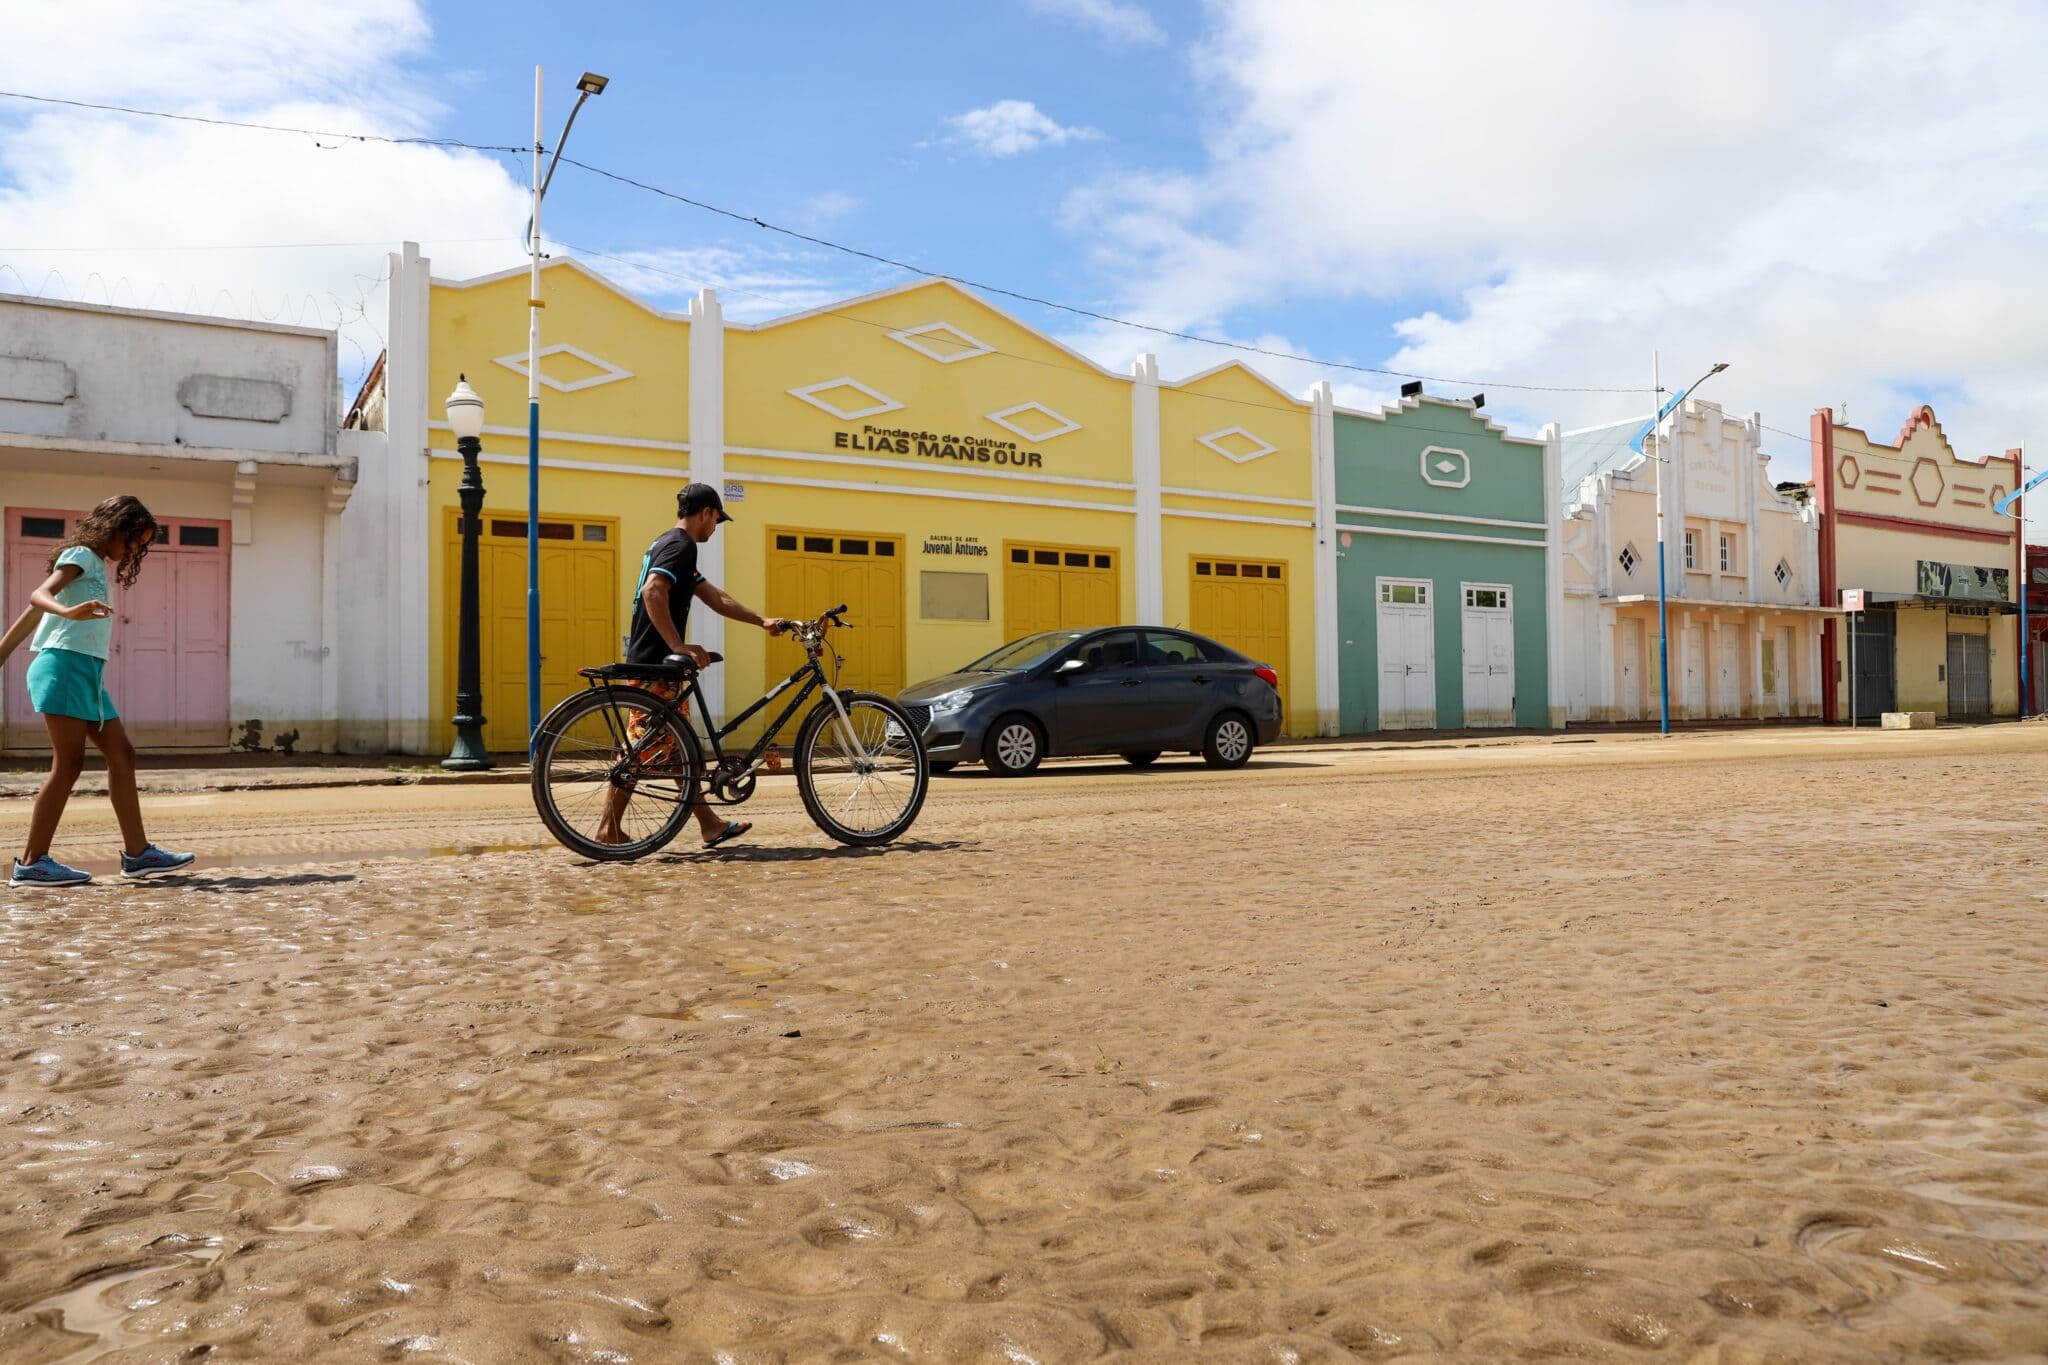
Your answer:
[520,67,610,753]
[1646,360,1730,734]
[443,375,493,771]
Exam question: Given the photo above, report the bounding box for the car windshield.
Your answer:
[962,630,1089,672]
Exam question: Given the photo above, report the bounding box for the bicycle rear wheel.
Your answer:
[794,691,929,846]
[531,687,700,861]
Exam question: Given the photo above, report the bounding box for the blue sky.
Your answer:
[4,0,2048,525]
[414,2,1319,367]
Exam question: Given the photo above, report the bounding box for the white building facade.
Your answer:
[0,292,399,753]
[1557,398,1828,722]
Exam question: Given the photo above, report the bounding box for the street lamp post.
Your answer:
[522,68,609,753]
[1650,358,1729,735]
[443,376,493,771]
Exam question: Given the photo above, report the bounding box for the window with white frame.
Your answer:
[1774,559,1793,587]
[1719,533,1735,572]
[1464,586,1511,609]
[1379,580,1429,605]
[1619,543,1640,576]
[1684,530,1699,570]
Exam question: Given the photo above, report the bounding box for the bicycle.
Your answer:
[530,606,929,859]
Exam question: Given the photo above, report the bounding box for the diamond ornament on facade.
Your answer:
[493,343,634,393]
[1419,445,1472,489]
[788,377,906,421]
[985,401,1081,442]
[887,321,996,364]
[1197,426,1278,464]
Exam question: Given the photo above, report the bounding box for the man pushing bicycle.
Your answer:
[599,482,792,849]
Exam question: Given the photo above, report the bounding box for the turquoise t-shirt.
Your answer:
[30,546,114,660]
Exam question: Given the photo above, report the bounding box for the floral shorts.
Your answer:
[622,678,689,773]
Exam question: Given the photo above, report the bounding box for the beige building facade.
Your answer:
[1812,406,2023,721]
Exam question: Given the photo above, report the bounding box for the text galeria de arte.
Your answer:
[835,426,1045,468]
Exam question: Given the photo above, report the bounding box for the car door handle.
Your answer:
[1192,674,1210,685]
[1121,677,1142,687]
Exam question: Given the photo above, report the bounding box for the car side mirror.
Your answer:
[1055,658,1086,677]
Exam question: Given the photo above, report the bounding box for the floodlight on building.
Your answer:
[1400,381,1423,399]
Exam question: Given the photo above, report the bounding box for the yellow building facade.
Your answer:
[422,260,1323,751]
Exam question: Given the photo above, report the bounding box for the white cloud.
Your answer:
[1026,0,1163,44]
[568,244,880,323]
[801,191,862,226]
[0,0,529,395]
[941,100,1105,158]
[1059,0,2048,517]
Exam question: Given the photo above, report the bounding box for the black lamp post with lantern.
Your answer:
[443,375,494,770]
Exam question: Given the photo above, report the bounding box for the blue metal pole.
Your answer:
[527,399,541,751]
[1657,534,1670,733]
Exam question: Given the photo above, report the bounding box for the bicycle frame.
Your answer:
[585,645,873,796]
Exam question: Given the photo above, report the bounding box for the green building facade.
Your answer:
[1330,397,1563,731]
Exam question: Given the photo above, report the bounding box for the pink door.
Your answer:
[3,508,231,749]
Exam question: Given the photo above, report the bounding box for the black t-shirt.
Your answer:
[626,529,705,663]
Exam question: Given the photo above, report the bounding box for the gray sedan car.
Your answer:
[897,626,1284,776]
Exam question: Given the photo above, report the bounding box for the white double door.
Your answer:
[1460,585,1516,727]
[1682,621,1746,718]
[1376,579,1436,729]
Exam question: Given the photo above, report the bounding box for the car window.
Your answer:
[1143,633,1205,667]
[967,630,1087,671]
[1071,630,1143,671]
[1198,637,1246,664]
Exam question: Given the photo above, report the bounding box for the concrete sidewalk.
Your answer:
[0,722,1845,800]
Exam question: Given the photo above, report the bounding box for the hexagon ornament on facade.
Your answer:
[1420,445,1471,489]
[1909,456,1946,507]
[1837,454,1861,489]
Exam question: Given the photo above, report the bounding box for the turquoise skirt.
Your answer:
[26,648,118,724]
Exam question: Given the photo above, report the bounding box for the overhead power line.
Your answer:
[553,156,1641,396]
[0,88,528,153]
[0,83,1652,396]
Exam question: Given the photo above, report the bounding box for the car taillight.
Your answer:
[1254,666,1279,688]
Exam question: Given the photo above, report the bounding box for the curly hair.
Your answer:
[48,495,159,589]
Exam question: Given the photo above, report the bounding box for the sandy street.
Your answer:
[0,726,2045,1361]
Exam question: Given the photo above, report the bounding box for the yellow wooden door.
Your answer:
[446,512,617,752]
[1003,542,1119,639]
[765,529,905,697]
[1192,556,1290,715]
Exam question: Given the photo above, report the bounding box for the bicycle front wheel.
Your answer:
[531,687,700,861]
[794,691,929,846]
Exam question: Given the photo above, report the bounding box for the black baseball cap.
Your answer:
[678,482,732,523]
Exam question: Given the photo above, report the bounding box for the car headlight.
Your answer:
[928,690,978,717]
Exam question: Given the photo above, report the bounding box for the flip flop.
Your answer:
[704,819,751,849]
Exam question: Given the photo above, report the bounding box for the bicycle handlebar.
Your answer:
[786,606,853,650]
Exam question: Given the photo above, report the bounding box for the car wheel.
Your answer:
[929,760,958,775]
[1120,751,1161,767]
[1202,712,1254,769]
[984,716,1045,777]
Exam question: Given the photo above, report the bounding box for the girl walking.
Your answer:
[8,496,195,887]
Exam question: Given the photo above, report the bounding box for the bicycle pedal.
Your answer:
[763,748,784,772]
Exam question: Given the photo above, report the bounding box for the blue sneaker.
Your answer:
[120,845,196,880]
[11,855,92,888]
